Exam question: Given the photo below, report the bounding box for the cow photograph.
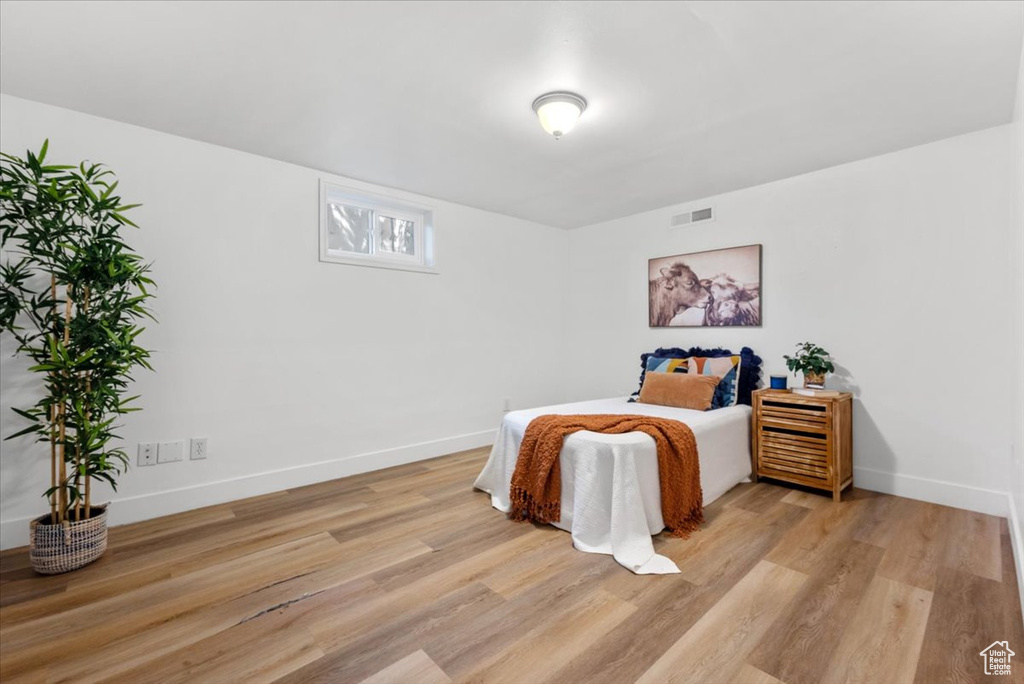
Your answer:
[648,244,762,327]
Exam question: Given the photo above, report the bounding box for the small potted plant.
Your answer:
[1,141,155,574]
[783,342,835,388]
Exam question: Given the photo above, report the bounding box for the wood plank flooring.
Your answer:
[1,447,1022,684]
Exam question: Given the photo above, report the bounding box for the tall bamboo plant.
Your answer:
[0,141,155,524]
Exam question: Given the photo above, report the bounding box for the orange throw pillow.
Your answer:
[638,372,721,411]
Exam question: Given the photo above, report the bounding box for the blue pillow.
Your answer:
[711,365,738,409]
[687,355,741,409]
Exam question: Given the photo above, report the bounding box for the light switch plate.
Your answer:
[157,440,184,463]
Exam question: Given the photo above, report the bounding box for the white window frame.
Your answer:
[319,180,438,274]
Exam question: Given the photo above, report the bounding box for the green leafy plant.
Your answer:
[783,342,836,377]
[0,140,155,524]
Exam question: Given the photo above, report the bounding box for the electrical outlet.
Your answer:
[503,398,511,413]
[137,442,157,467]
[190,437,208,460]
[157,440,184,463]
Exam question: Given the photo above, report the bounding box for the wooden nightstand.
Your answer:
[751,388,853,501]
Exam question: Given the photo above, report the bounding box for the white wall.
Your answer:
[565,124,1017,515]
[1010,43,1024,580]
[0,95,569,548]
[1,92,1020,550]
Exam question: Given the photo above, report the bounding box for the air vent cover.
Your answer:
[670,206,715,228]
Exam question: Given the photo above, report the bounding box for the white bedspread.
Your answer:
[473,397,752,574]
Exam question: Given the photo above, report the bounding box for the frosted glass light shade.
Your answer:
[532,92,587,139]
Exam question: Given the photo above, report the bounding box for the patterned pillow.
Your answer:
[632,346,763,406]
[688,355,741,408]
[645,356,690,375]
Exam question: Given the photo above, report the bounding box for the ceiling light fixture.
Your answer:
[532,91,587,140]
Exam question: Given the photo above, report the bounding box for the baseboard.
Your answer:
[1008,493,1024,621]
[853,466,1009,517]
[0,428,496,550]
[1,451,1009,552]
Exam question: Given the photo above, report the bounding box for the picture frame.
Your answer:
[648,244,762,327]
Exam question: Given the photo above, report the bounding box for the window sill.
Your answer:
[319,253,440,275]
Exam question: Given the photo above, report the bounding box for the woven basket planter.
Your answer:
[29,506,108,575]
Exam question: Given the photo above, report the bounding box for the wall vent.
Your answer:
[670,206,715,228]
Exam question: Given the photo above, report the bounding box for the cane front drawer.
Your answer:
[752,389,853,501]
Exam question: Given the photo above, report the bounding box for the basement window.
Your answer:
[319,181,437,274]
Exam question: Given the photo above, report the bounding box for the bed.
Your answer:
[473,396,753,574]
[474,346,761,575]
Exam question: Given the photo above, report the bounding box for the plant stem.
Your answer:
[70,284,83,523]
[83,286,91,520]
[57,290,71,524]
[49,277,57,525]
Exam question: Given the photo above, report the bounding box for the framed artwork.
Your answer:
[648,244,762,327]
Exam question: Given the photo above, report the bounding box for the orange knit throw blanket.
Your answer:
[509,414,703,538]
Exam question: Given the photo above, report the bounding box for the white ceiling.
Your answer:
[1,1,1021,229]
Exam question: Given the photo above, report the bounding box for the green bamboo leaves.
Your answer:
[0,141,156,523]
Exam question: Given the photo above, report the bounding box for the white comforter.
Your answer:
[473,397,752,574]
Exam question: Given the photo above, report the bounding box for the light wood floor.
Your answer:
[1,447,1022,684]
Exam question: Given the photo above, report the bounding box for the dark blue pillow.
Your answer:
[706,362,739,410]
[632,346,763,406]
